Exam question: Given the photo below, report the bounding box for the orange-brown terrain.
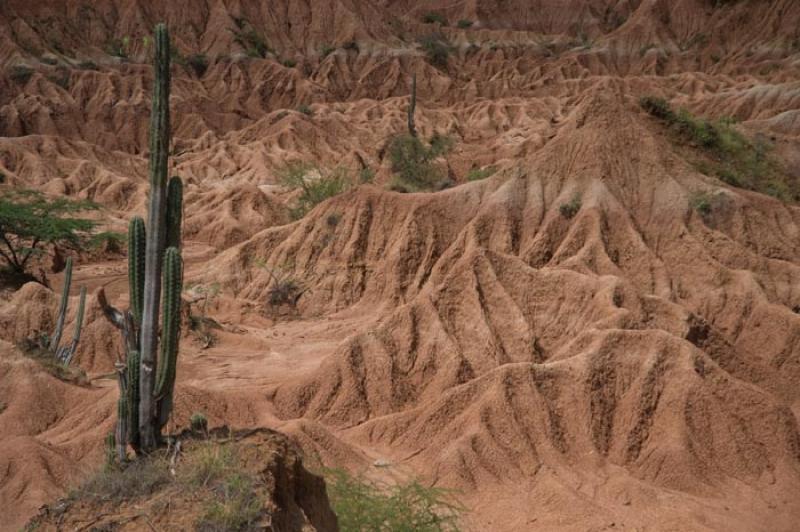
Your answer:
[2,0,800,530]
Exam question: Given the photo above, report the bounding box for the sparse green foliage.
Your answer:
[106,38,128,59]
[0,190,97,281]
[190,412,208,433]
[187,283,221,348]
[198,472,262,531]
[279,163,357,219]
[77,60,99,71]
[297,104,314,116]
[389,133,454,192]
[359,167,376,184]
[327,469,463,532]
[233,24,270,58]
[282,58,297,68]
[418,34,453,69]
[466,166,497,181]
[254,259,302,308]
[690,191,713,217]
[457,20,473,29]
[70,455,171,502]
[559,195,582,219]
[89,231,126,254]
[187,54,209,76]
[641,96,795,200]
[422,12,448,26]
[320,44,336,58]
[9,65,34,84]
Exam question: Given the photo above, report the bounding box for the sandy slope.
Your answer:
[1,0,800,530]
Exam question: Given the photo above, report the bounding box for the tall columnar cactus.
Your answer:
[49,257,73,352]
[98,23,184,459]
[138,22,173,451]
[407,72,418,138]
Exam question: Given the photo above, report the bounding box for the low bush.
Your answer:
[418,34,453,69]
[559,195,582,219]
[466,166,497,181]
[422,12,447,26]
[280,163,359,219]
[9,65,34,84]
[297,104,314,116]
[187,54,209,77]
[327,469,463,532]
[457,20,473,29]
[389,133,454,192]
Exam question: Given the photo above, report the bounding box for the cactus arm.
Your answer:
[129,217,146,324]
[59,286,86,366]
[49,257,73,352]
[155,247,182,430]
[139,23,172,451]
[165,177,183,250]
[116,397,128,462]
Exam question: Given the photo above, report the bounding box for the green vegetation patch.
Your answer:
[326,469,463,532]
[389,133,454,192]
[640,96,795,201]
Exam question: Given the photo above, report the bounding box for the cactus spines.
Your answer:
[49,257,73,352]
[128,217,146,324]
[166,177,183,250]
[139,22,172,452]
[408,72,417,138]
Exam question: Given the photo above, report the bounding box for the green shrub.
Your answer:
[457,20,473,29]
[422,12,448,25]
[639,96,673,120]
[466,166,496,181]
[389,133,454,192]
[359,167,375,184]
[89,231,126,254]
[320,44,336,58]
[9,65,34,84]
[279,163,355,219]
[282,58,297,68]
[187,54,209,76]
[190,412,209,433]
[297,104,314,116]
[418,34,453,68]
[327,469,462,532]
[233,26,270,58]
[690,191,713,217]
[559,195,582,219]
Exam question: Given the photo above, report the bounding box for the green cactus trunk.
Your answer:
[49,257,73,352]
[128,217,146,325]
[127,351,141,450]
[166,177,183,250]
[139,22,172,452]
[156,248,182,430]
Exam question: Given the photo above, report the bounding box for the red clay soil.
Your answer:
[2,1,800,530]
